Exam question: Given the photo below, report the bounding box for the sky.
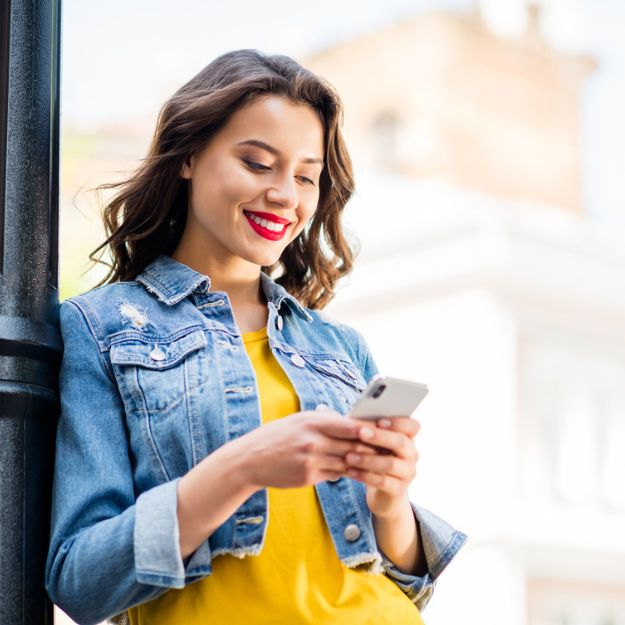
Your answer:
[60,0,625,227]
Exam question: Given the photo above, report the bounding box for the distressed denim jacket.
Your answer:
[45,254,467,625]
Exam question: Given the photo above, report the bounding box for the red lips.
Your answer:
[243,210,291,241]
[243,210,292,225]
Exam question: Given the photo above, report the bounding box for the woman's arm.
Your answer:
[46,300,212,624]
[177,404,390,559]
[46,301,177,624]
[176,435,259,559]
[372,497,427,576]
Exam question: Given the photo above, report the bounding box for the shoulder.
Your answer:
[62,280,145,313]
[306,307,355,334]
[59,281,150,343]
[303,307,369,361]
[300,307,379,383]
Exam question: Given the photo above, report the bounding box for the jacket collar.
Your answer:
[135,254,313,322]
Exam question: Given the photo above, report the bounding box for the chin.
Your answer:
[244,249,284,268]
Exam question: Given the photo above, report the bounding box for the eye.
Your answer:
[297,176,315,186]
[243,159,270,171]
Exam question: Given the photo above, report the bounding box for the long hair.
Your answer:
[88,48,358,309]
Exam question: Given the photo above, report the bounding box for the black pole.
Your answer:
[0,0,62,623]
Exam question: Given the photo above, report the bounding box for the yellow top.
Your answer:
[128,325,424,625]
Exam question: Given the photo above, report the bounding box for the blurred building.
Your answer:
[306,6,625,625]
[305,6,594,214]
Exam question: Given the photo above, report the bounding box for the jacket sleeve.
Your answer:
[44,299,207,625]
[340,323,468,612]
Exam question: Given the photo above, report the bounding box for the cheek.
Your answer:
[300,199,319,226]
[289,208,315,241]
[222,167,261,199]
[191,168,255,212]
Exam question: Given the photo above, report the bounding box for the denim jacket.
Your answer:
[45,253,467,625]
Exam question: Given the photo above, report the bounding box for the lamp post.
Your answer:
[0,0,61,623]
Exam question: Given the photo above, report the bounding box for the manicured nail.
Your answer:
[360,427,373,439]
[379,419,391,428]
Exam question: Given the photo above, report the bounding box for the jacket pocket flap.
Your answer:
[109,329,207,369]
[303,354,367,392]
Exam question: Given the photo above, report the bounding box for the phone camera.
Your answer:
[372,384,386,399]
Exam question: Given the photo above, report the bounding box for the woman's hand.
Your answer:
[240,410,379,489]
[344,417,421,520]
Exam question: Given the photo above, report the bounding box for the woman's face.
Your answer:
[178,94,325,269]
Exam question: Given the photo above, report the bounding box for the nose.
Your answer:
[265,172,298,209]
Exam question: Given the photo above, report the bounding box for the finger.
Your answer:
[346,469,406,496]
[319,454,350,474]
[303,428,385,459]
[310,415,401,454]
[357,425,414,459]
[377,417,421,438]
[348,419,396,453]
[345,451,415,480]
[350,417,420,441]
[319,470,345,482]
[313,415,364,441]
[322,439,381,458]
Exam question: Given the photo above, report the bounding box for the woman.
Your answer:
[45,49,467,625]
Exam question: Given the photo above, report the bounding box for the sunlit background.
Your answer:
[56,1,625,624]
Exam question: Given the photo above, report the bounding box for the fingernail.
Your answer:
[360,427,373,439]
[379,419,391,428]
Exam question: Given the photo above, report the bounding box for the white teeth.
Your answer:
[246,212,287,232]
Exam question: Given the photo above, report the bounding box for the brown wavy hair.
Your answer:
[87,48,359,309]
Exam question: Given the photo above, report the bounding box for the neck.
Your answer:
[171,250,265,307]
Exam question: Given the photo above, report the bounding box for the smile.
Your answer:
[243,210,291,241]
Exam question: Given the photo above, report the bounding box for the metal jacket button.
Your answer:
[344,524,361,541]
[290,353,305,367]
[149,345,166,361]
[328,476,340,482]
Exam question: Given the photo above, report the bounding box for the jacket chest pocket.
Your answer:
[109,329,208,480]
[302,354,368,410]
[109,329,208,413]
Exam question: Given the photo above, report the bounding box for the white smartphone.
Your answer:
[347,374,429,420]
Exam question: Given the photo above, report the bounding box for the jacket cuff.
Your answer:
[134,478,187,587]
[134,477,215,588]
[381,501,468,610]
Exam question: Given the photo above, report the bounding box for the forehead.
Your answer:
[217,95,325,154]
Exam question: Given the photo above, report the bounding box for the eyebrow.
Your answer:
[236,139,324,166]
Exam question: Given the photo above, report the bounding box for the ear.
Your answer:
[180,154,193,179]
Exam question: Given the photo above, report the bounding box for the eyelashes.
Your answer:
[242,159,315,186]
[243,159,269,171]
